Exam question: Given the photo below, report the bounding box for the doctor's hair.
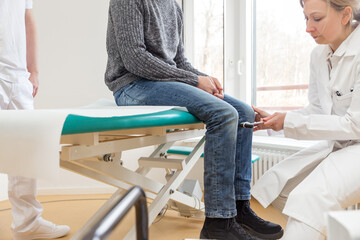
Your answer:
[300,0,360,25]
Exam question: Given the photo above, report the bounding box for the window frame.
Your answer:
[182,0,255,104]
[224,0,254,104]
[182,0,196,67]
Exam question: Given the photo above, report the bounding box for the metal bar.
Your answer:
[124,136,206,240]
[73,159,163,194]
[136,141,176,176]
[61,129,205,161]
[138,157,185,170]
[61,159,159,201]
[255,106,303,111]
[257,84,308,91]
[72,186,148,240]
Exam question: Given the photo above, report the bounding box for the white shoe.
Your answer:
[12,218,70,240]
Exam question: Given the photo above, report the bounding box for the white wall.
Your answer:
[33,0,113,109]
[30,0,116,194]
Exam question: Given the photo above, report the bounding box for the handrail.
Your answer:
[257,84,308,91]
[256,106,303,111]
[72,186,148,240]
[256,84,308,111]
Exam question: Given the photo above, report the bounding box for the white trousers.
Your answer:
[252,140,360,238]
[282,217,325,240]
[0,79,43,232]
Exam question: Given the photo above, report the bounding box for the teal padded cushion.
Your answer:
[167,146,260,163]
[168,146,205,157]
[61,109,202,135]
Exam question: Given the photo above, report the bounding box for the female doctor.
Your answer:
[251,0,360,239]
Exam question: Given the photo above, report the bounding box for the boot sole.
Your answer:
[241,224,284,240]
[200,232,207,238]
[200,232,218,240]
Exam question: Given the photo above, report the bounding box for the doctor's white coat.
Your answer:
[251,25,360,235]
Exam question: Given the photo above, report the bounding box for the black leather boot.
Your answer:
[236,200,284,239]
[200,217,262,240]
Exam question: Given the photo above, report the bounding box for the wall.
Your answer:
[31,0,115,194]
[33,0,113,109]
[0,0,203,200]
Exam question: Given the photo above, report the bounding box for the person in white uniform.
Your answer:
[251,0,360,239]
[0,0,70,239]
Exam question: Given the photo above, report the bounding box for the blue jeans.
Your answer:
[114,79,254,218]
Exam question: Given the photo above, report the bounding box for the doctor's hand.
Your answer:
[263,112,287,132]
[29,72,39,97]
[197,76,223,99]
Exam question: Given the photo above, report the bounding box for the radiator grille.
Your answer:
[252,147,297,186]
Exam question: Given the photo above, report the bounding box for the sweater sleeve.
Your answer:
[109,0,199,86]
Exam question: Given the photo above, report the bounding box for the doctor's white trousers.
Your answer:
[0,79,43,232]
[252,140,360,237]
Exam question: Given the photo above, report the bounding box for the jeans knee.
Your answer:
[222,106,239,125]
[227,101,254,123]
[205,105,238,131]
[240,104,255,122]
[224,107,239,122]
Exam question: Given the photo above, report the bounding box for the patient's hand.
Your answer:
[252,106,270,131]
[198,76,223,99]
[252,106,270,120]
[209,76,224,99]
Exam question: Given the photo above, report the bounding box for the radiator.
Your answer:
[251,147,297,186]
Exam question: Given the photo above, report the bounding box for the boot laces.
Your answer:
[243,201,267,224]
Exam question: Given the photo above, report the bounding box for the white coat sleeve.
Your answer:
[284,60,360,141]
[25,0,33,9]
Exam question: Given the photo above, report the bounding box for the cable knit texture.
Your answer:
[105,0,205,93]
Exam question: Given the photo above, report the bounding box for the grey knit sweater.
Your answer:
[105,0,206,93]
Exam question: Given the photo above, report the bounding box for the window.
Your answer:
[254,0,316,111]
[182,0,314,110]
[193,0,224,85]
[183,0,224,85]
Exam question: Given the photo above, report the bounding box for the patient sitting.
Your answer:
[103,0,284,239]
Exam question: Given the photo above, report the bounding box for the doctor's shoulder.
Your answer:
[310,45,330,63]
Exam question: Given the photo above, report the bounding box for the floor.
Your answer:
[0,194,287,240]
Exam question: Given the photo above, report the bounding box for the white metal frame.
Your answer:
[182,0,195,65]
[182,0,255,104]
[60,123,206,240]
[224,0,254,104]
